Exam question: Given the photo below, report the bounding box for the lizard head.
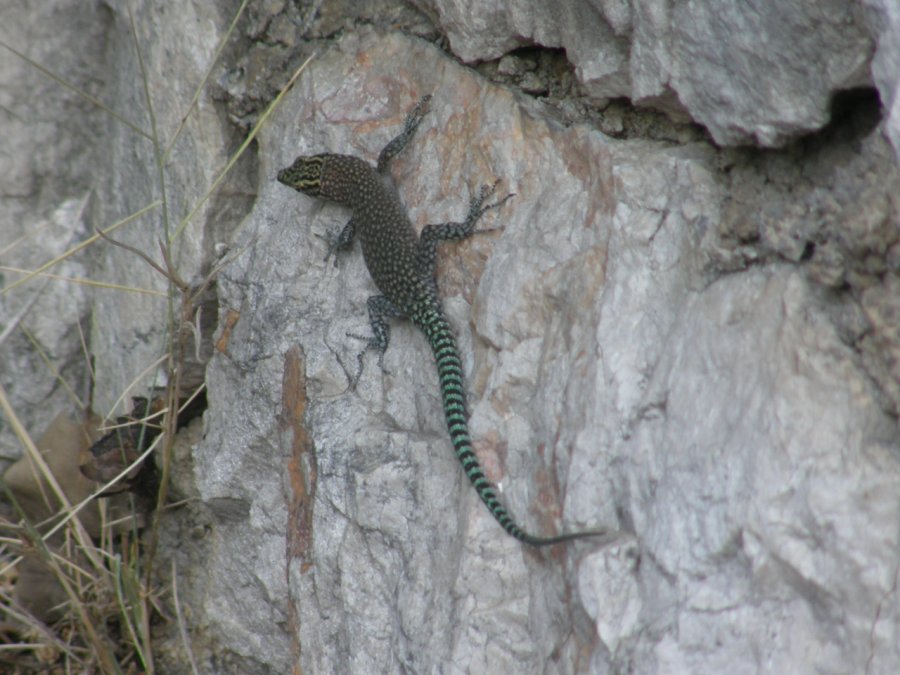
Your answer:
[277,154,327,197]
[278,153,373,206]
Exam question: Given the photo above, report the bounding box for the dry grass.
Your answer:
[0,1,311,671]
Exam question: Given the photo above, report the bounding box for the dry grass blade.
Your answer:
[0,274,52,348]
[20,325,84,410]
[171,559,200,675]
[112,554,152,672]
[172,52,316,242]
[0,37,150,139]
[0,215,55,258]
[20,433,164,567]
[179,382,206,412]
[0,200,162,296]
[99,407,166,434]
[0,587,77,655]
[0,265,167,297]
[103,353,169,422]
[0,597,87,668]
[0,484,119,673]
[128,3,170,260]
[163,0,252,162]
[94,228,172,283]
[0,383,100,570]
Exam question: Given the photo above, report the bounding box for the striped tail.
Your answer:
[417,305,602,547]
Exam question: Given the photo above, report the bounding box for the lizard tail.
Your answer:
[421,308,601,546]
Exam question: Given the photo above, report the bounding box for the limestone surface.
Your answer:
[1,1,898,673]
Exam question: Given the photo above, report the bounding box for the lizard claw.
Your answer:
[319,228,341,265]
[412,94,432,119]
[473,180,515,219]
[346,333,392,386]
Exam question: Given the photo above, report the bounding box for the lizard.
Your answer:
[277,94,602,546]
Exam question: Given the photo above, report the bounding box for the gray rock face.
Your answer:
[864,0,900,162]
[197,29,898,674]
[3,1,899,674]
[413,0,875,147]
[0,0,106,461]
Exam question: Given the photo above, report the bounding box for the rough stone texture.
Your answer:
[0,0,107,461]
[2,1,899,674]
[413,0,875,147]
[863,0,900,163]
[88,0,254,418]
[198,29,898,674]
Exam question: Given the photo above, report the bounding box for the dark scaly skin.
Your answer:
[278,96,603,546]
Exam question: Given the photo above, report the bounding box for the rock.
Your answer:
[200,29,898,673]
[862,0,900,163]
[412,0,875,147]
[2,2,898,673]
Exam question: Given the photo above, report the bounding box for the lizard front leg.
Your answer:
[377,94,432,174]
[323,217,356,265]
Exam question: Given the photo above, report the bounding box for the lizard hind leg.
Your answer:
[346,294,405,388]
